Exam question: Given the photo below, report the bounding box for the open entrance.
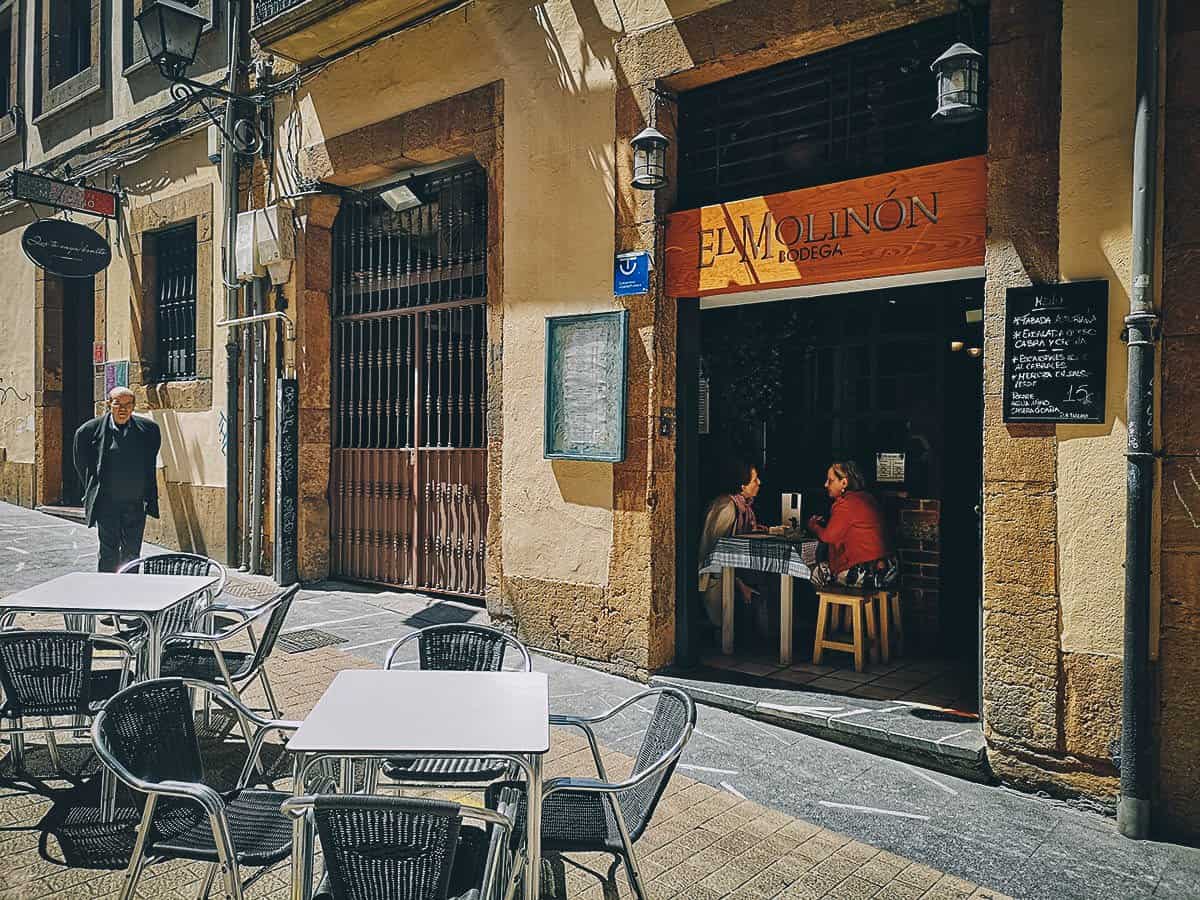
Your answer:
[682,278,983,714]
[60,275,95,505]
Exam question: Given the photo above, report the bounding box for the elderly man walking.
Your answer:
[72,387,162,572]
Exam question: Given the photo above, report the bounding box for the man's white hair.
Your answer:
[108,386,135,401]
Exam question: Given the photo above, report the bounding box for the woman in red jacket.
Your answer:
[806,460,899,588]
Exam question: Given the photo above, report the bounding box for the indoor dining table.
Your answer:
[0,571,218,678]
[701,534,818,665]
[286,668,550,900]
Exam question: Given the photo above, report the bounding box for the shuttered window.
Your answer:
[154,223,198,381]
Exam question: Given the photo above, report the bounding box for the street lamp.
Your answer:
[930,41,984,121]
[136,0,207,82]
[631,125,669,191]
[135,0,266,154]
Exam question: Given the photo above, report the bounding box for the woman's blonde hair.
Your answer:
[831,460,866,492]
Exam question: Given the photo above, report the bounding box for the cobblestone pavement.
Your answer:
[0,639,1010,900]
[2,501,1199,899]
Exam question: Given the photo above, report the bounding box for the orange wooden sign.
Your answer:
[664,156,986,298]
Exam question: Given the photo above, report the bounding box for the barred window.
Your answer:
[154,223,198,381]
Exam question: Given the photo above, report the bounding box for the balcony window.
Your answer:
[37,0,101,118]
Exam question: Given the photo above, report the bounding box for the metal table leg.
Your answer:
[779,574,794,666]
[291,753,314,900]
[524,753,543,900]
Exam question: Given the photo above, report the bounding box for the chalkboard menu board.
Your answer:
[1003,280,1108,424]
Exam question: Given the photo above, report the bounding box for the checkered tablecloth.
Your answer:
[700,535,817,578]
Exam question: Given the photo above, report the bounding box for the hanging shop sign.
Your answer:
[1003,280,1108,424]
[21,219,112,278]
[12,170,119,218]
[664,156,986,299]
[544,310,629,462]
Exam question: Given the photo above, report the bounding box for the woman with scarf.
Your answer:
[698,459,769,632]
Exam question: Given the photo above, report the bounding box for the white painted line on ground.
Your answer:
[340,637,401,652]
[760,703,845,715]
[12,562,24,573]
[282,611,392,633]
[936,729,975,744]
[719,781,746,799]
[4,547,29,554]
[693,725,734,747]
[900,763,958,796]
[818,801,930,821]
[678,763,739,776]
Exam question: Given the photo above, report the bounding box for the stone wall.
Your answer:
[1156,0,1200,841]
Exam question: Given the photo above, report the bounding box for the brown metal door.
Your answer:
[330,166,488,598]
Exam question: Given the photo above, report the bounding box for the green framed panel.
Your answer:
[544,310,629,462]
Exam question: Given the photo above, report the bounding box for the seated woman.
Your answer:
[697,460,768,630]
[807,460,899,589]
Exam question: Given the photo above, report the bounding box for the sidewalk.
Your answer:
[1,500,1199,899]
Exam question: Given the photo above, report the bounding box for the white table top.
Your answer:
[0,572,218,614]
[289,670,551,755]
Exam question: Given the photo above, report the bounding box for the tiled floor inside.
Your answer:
[698,650,979,715]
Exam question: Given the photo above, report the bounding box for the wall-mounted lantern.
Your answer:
[931,41,984,121]
[631,125,669,191]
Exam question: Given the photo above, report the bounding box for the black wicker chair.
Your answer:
[375,624,532,790]
[0,630,135,782]
[157,583,298,720]
[114,553,228,668]
[487,687,695,900]
[91,677,300,900]
[282,794,516,900]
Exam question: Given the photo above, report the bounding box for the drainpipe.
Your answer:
[250,277,267,574]
[1118,0,1161,841]
[221,0,243,569]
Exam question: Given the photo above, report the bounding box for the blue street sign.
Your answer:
[614,251,651,296]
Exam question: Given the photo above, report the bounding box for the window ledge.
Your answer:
[137,378,213,412]
[34,75,103,124]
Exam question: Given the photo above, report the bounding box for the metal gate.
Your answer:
[330,165,488,598]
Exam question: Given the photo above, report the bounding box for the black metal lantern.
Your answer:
[930,41,984,121]
[136,0,207,81]
[631,125,669,191]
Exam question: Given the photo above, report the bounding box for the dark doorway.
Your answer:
[60,276,95,506]
[679,279,985,712]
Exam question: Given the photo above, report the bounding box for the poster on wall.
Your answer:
[544,310,628,462]
[1003,280,1108,424]
[103,359,129,395]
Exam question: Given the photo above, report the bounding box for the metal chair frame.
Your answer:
[282,793,518,900]
[517,687,696,900]
[0,630,135,793]
[372,624,533,793]
[91,677,302,900]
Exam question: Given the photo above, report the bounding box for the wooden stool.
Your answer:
[812,587,881,672]
[877,591,904,662]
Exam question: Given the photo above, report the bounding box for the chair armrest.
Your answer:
[162,614,259,646]
[157,779,227,815]
[550,688,662,727]
[548,716,608,780]
[238,719,303,788]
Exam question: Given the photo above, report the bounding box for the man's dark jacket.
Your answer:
[72,413,161,527]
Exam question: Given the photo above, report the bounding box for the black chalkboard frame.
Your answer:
[1002,279,1109,425]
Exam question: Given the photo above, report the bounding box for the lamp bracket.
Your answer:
[170,81,268,157]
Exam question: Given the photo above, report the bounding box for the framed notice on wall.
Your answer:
[544,310,629,462]
[1003,280,1108,424]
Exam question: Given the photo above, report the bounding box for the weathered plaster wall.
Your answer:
[0,207,38,471]
[1157,0,1200,841]
[1054,0,1135,765]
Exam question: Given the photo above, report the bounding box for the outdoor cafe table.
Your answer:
[0,571,218,678]
[701,535,818,666]
[286,669,551,900]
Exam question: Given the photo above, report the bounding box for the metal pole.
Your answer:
[250,277,266,574]
[222,0,243,569]
[1119,0,1161,841]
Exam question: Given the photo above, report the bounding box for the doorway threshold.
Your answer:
[651,664,990,783]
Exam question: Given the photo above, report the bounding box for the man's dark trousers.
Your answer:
[96,498,147,572]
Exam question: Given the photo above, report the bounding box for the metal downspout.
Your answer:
[1118,0,1161,841]
[250,278,266,574]
[222,0,243,568]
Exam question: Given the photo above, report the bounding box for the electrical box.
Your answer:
[235,210,264,281]
[207,124,222,164]
[255,205,296,285]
